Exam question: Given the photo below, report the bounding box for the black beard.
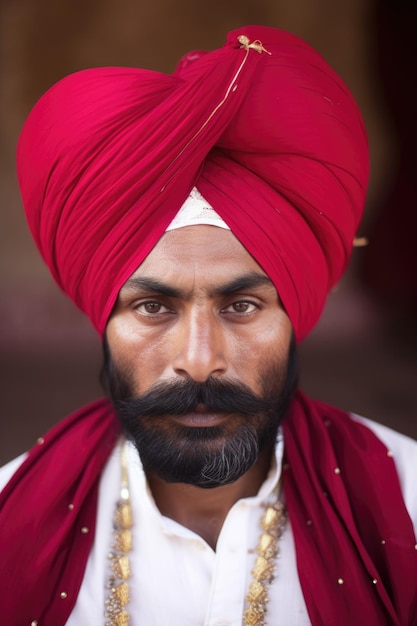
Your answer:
[101,336,298,488]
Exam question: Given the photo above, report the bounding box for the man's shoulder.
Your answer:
[0,397,119,495]
[293,392,417,531]
[352,413,417,458]
[352,413,417,533]
[0,453,27,492]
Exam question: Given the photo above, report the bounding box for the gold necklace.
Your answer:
[105,441,287,626]
[105,441,132,626]
[244,495,287,626]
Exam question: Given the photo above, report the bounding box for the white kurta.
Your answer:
[1,415,417,626]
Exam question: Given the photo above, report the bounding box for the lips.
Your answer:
[172,407,227,427]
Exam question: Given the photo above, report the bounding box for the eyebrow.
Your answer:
[121,272,274,299]
[211,272,274,297]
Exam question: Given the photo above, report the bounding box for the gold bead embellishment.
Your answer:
[60,592,68,599]
[81,526,89,534]
[114,610,129,626]
[113,555,131,581]
[334,467,341,475]
[115,503,132,529]
[353,236,369,248]
[372,579,378,585]
[237,35,271,56]
[337,578,344,585]
[243,491,287,626]
[31,621,38,625]
[387,450,394,458]
[36,437,45,445]
[115,529,132,553]
[68,503,74,510]
[105,441,133,626]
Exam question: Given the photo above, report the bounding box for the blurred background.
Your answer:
[0,0,416,465]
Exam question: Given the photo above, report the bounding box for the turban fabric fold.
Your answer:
[17,25,369,340]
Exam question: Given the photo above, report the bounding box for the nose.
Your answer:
[173,309,227,382]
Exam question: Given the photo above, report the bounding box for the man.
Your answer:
[0,25,416,626]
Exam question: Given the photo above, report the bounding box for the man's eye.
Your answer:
[224,301,257,314]
[136,301,167,315]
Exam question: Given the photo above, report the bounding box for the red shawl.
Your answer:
[0,392,416,624]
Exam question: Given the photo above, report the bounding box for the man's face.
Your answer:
[105,225,297,487]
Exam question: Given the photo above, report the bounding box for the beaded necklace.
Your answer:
[105,441,286,626]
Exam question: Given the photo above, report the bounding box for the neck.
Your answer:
[146,445,274,550]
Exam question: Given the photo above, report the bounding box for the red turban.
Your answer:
[17,25,369,340]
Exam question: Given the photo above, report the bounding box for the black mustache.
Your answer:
[115,377,278,419]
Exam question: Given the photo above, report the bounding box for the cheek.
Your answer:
[225,314,292,391]
[106,317,172,392]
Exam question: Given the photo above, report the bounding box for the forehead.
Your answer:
[127,224,270,285]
